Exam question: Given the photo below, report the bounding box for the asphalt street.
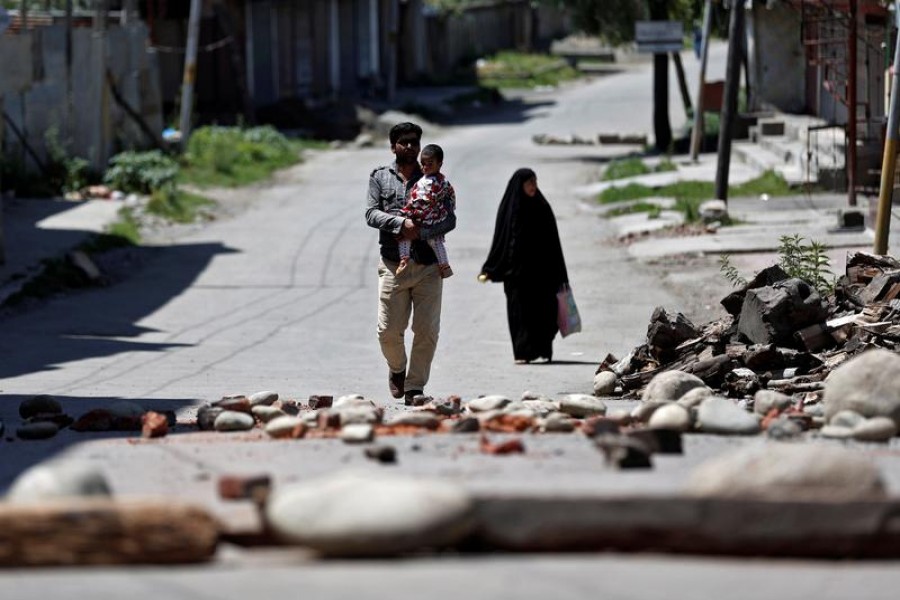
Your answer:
[3,44,900,597]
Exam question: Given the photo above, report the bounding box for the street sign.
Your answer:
[0,8,10,36]
[635,20,684,54]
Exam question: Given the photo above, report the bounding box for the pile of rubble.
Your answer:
[598,252,900,400]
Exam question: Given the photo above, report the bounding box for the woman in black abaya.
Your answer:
[479,168,569,364]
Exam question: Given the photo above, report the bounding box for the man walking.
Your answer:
[365,122,456,402]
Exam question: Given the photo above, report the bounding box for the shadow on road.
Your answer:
[0,241,238,380]
[0,392,199,494]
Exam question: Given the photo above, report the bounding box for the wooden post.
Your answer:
[714,0,745,204]
[847,0,858,206]
[690,0,713,161]
[671,52,693,119]
[94,0,111,169]
[873,2,900,255]
[179,0,203,147]
[213,2,255,125]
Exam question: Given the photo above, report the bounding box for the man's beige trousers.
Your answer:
[377,258,443,392]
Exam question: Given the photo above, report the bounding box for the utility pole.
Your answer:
[179,0,203,148]
[714,0,745,203]
[690,0,713,160]
[648,0,672,153]
[873,1,900,255]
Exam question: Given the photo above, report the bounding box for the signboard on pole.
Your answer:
[635,20,684,54]
[0,8,11,36]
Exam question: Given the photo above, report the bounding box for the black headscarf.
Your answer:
[481,168,568,287]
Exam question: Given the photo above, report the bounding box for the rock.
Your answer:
[696,397,760,435]
[249,391,279,406]
[830,409,866,429]
[522,399,559,417]
[820,424,854,439]
[676,386,712,408]
[737,278,829,346]
[252,405,286,423]
[335,406,382,426]
[852,417,898,442]
[765,417,803,440]
[308,395,334,409]
[265,416,307,439]
[425,397,461,416]
[333,394,373,409]
[197,406,224,430]
[265,472,475,556]
[685,442,886,500]
[539,412,576,433]
[466,395,511,412]
[592,371,617,396]
[364,445,397,464]
[451,417,480,433]
[7,462,112,503]
[647,403,692,432]
[698,199,728,222]
[824,348,900,426]
[108,400,145,419]
[16,422,60,440]
[19,394,62,419]
[214,411,255,432]
[642,371,706,402]
[631,400,669,422]
[384,412,441,429]
[753,390,793,415]
[594,435,652,469]
[627,428,683,454]
[341,424,375,443]
[214,396,251,413]
[558,394,607,418]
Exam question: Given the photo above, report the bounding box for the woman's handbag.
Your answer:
[557,284,582,337]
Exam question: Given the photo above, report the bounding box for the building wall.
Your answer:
[747,2,807,113]
[0,22,162,172]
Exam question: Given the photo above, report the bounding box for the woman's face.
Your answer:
[522,177,538,198]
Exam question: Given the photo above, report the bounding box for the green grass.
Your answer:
[602,157,678,181]
[598,170,793,222]
[604,201,663,218]
[477,51,579,89]
[179,126,324,188]
[147,189,216,223]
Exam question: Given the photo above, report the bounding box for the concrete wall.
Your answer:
[0,22,163,172]
[747,3,807,113]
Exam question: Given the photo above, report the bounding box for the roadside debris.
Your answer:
[594,252,900,442]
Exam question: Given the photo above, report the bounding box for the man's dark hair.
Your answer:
[389,122,423,145]
[421,144,443,162]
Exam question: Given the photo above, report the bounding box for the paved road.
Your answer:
[4,45,900,596]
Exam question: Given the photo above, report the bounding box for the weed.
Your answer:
[718,255,748,288]
[777,234,835,295]
[476,51,579,89]
[180,126,306,187]
[104,150,179,195]
[602,158,650,181]
[147,188,215,223]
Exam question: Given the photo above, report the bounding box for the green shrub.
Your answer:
[181,126,302,187]
[104,150,179,194]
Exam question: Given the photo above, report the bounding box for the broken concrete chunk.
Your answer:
[737,278,829,346]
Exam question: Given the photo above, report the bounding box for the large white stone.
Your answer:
[824,348,900,425]
[265,472,475,556]
[592,371,617,396]
[647,403,692,432]
[685,442,886,501]
[558,394,607,418]
[642,371,706,402]
[466,395,511,412]
[697,396,760,435]
[7,461,112,503]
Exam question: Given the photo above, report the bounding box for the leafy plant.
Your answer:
[777,234,835,295]
[104,150,179,195]
[181,126,303,187]
[45,126,94,194]
[718,255,747,288]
